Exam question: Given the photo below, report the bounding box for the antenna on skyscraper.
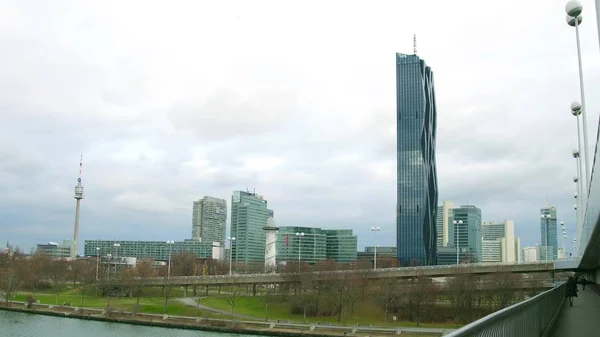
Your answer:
[413,34,417,55]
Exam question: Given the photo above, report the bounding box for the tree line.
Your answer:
[1,249,552,325]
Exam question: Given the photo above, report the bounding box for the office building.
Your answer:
[192,196,227,244]
[358,246,398,267]
[437,246,459,265]
[231,191,274,264]
[324,229,358,263]
[277,226,327,264]
[481,220,521,263]
[523,246,539,262]
[436,201,455,248]
[83,240,220,261]
[275,227,358,264]
[540,204,558,261]
[36,240,73,259]
[396,52,439,266]
[450,205,482,263]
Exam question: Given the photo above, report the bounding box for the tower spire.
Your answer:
[413,34,417,55]
[78,153,83,184]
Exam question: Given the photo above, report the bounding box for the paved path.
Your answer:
[549,283,600,336]
[175,297,261,321]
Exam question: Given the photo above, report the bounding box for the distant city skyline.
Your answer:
[0,1,586,255]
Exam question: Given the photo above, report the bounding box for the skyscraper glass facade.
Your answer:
[450,205,482,263]
[323,229,358,263]
[276,226,327,264]
[540,204,558,261]
[396,53,439,266]
[231,191,274,264]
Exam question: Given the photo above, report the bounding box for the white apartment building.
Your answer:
[523,246,539,262]
[436,201,455,248]
[192,196,227,244]
[481,220,521,263]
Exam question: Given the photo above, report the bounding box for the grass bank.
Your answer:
[200,296,460,329]
[13,288,229,319]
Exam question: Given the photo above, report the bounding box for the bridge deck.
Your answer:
[549,283,600,336]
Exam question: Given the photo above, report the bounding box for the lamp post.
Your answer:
[95,247,100,281]
[371,226,381,270]
[540,214,551,261]
[227,237,236,275]
[106,253,112,280]
[296,232,305,271]
[166,240,174,279]
[565,2,591,192]
[561,221,566,258]
[452,220,463,265]
[113,243,120,275]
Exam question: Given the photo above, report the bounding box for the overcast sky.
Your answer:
[1,0,599,254]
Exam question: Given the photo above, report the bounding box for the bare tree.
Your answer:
[132,258,154,313]
[226,280,244,321]
[488,273,520,310]
[26,253,52,297]
[405,274,437,326]
[262,284,277,321]
[172,251,198,276]
[325,271,362,324]
[373,278,402,323]
[446,271,478,324]
[48,260,69,305]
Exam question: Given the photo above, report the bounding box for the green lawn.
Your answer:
[200,296,458,328]
[12,288,229,319]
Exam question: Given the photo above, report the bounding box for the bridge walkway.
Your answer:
[549,283,600,336]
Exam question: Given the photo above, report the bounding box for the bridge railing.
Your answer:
[443,283,565,337]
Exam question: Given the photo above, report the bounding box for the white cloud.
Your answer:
[112,192,175,214]
[0,0,597,252]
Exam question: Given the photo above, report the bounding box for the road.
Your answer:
[176,297,261,321]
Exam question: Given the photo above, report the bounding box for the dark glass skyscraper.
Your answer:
[396,53,438,266]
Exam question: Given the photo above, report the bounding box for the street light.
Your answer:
[452,220,463,265]
[561,221,566,258]
[227,237,236,275]
[565,3,591,192]
[95,247,100,281]
[296,232,305,271]
[106,253,112,280]
[113,243,120,275]
[371,226,381,270]
[574,174,581,244]
[166,240,174,279]
[540,214,551,261]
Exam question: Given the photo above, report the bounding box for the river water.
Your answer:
[1,310,261,337]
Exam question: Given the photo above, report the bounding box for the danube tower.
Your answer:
[71,154,84,258]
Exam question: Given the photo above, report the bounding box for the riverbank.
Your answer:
[0,302,448,337]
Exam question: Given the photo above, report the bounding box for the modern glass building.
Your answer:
[450,205,482,263]
[396,52,439,266]
[540,204,558,261]
[324,229,358,263]
[231,191,274,264]
[192,196,227,244]
[83,240,219,261]
[276,226,327,264]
